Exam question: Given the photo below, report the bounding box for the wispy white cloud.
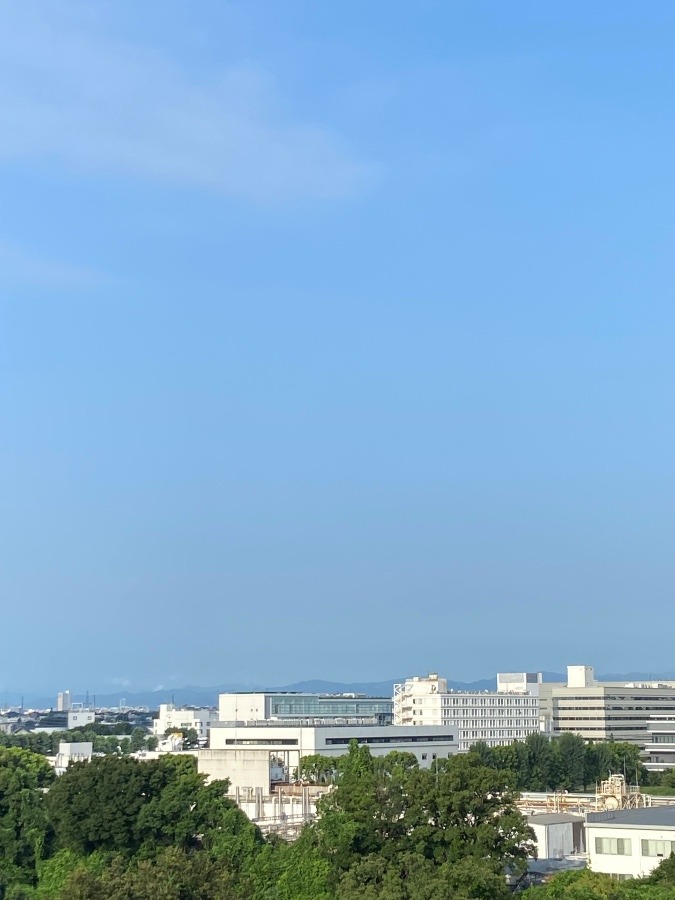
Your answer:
[0,238,103,289]
[0,4,373,203]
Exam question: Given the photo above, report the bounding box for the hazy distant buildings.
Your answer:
[56,691,72,712]
[67,707,95,730]
[393,672,541,751]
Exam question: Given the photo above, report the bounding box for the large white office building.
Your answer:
[393,672,541,751]
[539,666,675,747]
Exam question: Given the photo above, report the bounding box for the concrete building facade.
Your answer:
[204,721,459,793]
[644,715,675,772]
[539,666,675,747]
[393,672,541,751]
[586,807,675,880]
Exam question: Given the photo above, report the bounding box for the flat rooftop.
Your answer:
[527,813,584,825]
[587,807,675,827]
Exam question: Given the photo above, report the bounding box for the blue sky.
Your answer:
[2,1,675,694]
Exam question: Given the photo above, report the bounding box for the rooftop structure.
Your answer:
[218,691,393,725]
[54,741,93,776]
[153,704,218,742]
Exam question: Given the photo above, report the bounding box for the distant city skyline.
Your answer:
[3,2,675,692]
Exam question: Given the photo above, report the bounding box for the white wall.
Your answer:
[67,710,95,729]
[198,748,273,794]
[218,694,267,722]
[587,824,675,879]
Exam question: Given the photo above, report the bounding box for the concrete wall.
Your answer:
[219,694,267,722]
[198,749,272,795]
[67,710,95,729]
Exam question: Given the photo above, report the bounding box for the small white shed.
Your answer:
[528,813,585,859]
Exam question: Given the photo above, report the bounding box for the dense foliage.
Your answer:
[0,726,156,756]
[523,862,675,898]
[469,732,649,793]
[1,738,674,899]
[0,742,534,899]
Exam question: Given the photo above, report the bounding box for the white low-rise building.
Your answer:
[586,807,675,880]
[153,704,218,742]
[54,741,93,775]
[393,672,541,751]
[67,707,95,730]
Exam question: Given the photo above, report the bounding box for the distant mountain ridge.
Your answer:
[5,671,675,710]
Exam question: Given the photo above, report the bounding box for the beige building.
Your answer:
[539,666,675,747]
[393,672,541,751]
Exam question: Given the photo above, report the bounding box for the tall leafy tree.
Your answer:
[0,747,53,895]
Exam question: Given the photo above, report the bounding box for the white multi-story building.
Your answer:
[203,720,459,794]
[153,704,218,742]
[393,672,541,751]
[539,666,675,747]
[586,807,675,880]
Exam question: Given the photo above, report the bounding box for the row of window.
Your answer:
[325,734,455,746]
[594,838,675,858]
[595,837,632,856]
[459,730,531,739]
[555,726,646,732]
